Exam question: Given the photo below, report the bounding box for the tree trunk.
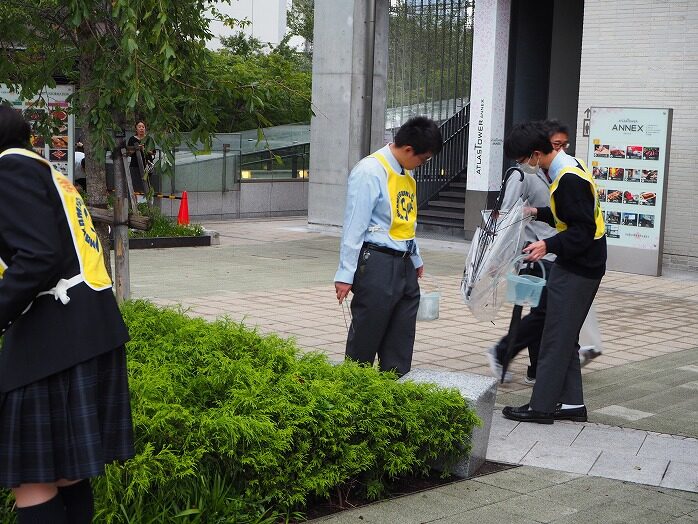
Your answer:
[77,23,113,277]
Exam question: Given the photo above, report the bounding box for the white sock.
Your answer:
[560,404,584,409]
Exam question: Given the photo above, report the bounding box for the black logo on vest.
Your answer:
[76,199,100,252]
[396,190,415,222]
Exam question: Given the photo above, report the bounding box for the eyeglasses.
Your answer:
[551,141,570,150]
[417,153,433,165]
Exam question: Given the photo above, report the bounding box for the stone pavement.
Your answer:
[310,466,698,523]
[124,217,698,519]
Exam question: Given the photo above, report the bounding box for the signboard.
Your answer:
[0,85,76,181]
[587,107,672,276]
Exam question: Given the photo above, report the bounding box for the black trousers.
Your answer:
[129,165,146,194]
[495,259,553,378]
[346,245,420,376]
[530,264,601,413]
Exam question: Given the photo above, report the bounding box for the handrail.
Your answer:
[413,103,470,208]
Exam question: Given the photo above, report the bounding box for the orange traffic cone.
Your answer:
[177,191,190,225]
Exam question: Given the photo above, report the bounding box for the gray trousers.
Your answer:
[530,264,602,413]
[346,245,420,376]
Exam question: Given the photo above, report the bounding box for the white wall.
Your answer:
[208,0,288,50]
[576,1,698,270]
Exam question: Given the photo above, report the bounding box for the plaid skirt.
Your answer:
[0,346,135,488]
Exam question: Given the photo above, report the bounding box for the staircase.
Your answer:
[412,103,469,237]
[417,174,466,235]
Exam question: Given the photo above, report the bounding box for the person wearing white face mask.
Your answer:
[486,120,565,384]
[500,121,607,424]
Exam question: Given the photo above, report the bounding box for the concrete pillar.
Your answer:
[307,0,388,227]
[464,0,511,238]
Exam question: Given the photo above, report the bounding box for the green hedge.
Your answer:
[1,301,480,523]
[129,203,204,238]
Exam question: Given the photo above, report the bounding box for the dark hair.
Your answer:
[503,121,553,160]
[394,116,443,155]
[543,119,570,138]
[135,120,146,129]
[0,106,31,152]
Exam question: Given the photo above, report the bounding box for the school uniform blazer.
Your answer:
[0,151,129,392]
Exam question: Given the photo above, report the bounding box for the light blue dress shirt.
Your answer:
[334,144,423,284]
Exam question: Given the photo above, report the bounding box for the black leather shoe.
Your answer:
[554,404,588,422]
[502,404,554,424]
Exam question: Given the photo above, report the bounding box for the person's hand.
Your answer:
[416,265,424,278]
[335,282,352,304]
[523,240,547,261]
[524,207,538,218]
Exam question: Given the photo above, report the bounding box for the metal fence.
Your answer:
[413,103,469,207]
[387,0,475,129]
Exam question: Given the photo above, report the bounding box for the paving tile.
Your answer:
[593,405,655,421]
[513,465,582,484]
[473,467,567,494]
[527,475,627,509]
[616,484,698,517]
[429,479,520,509]
[486,437,537,464]
[520,441,601,474]
[484,493,580,522]
[550,500,676,524]
[588,450,669,486]
[638,434,698,465]
[435,507,541,524]
[505,418,584,446]
[488,413,519,438]
[661,461,698,492]
[571,425,648,454]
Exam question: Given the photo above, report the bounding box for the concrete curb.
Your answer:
[400,369,498,478]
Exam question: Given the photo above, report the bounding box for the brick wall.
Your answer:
[575,1,698,270]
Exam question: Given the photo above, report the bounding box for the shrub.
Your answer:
[129,203,204,238]
[0,301,480,523]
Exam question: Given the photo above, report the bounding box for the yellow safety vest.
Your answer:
[0,148,112,293]
[549,157,605,240]
[370,152,417,241]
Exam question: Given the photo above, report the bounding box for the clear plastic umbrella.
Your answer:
[461,168,530,321]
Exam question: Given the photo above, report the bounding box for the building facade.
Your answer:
[208,0,288,50]
[308,0,698,272]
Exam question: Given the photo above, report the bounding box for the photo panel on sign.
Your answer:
[622,212,638,226]
[606,189,622,203]
[643,147,659,160]
[622,190,638,204]
[593,166,608,179]
[606,224,620,238]
[639,214,655,228]
[641,169,658,183]
[639,191,656,206]
[606,211,621,225]
[610,145,625,158]
[626,145,643,159]
[608,167,624,181]
[625,168,642,182]
[594,143,610,157]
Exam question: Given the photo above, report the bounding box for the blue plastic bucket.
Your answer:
[505,256,546,307]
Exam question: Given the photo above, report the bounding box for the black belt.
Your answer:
[363,242,411,259]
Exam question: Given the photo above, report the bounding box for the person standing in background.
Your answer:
[127,120,155,197]
[501,121,606,424]
[334,116,443,377]
[487,120,565,384]
[74,141,86,191]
